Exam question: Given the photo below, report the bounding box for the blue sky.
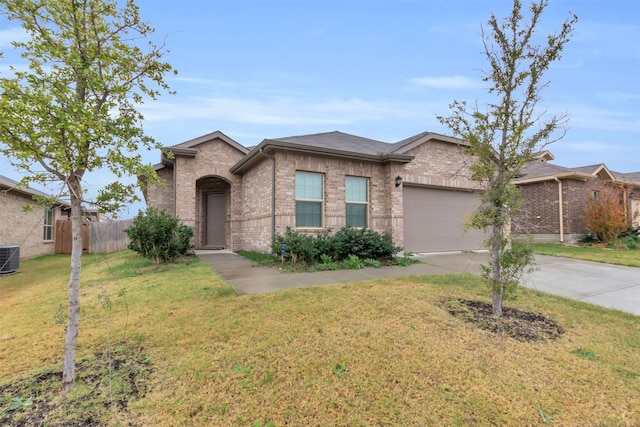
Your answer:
[1,0,639,217]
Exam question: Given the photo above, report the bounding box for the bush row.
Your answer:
[271,226,402,264]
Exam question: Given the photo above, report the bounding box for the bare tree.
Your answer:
[438,0,578,316]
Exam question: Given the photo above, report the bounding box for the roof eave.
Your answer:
[163,147,197,157]
[172,130,250,155]
[513,171,595,185]
[391,132,469,154]
[231,140,414,174]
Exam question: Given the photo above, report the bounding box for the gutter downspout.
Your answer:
[259,148,276,242]
[554,177,564,243]
[173,160,177,217]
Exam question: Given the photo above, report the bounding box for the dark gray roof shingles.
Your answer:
[270,131,392,156]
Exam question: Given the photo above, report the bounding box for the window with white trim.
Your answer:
[295,171,323,228]
[43,206,54,241]
[345,176,368,227]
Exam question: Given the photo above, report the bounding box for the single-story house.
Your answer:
[0,174,67,259]
[0,175,102,260]
[512,151,640,242]
[143,130,488,253]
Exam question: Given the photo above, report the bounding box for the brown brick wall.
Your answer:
[514,181,560,234]
[515,176,612,238]
[563,178,608,234]
[0,190,62,258]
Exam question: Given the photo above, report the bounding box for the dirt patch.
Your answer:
[0,343,152,426]
[441,298,564,342]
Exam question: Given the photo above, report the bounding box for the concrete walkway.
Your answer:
[196,250,640,316]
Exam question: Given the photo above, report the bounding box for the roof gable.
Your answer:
[390,131,468,154]
[572,164,616,181]
[157,130,249,169]
[532,150,555,162]
[171,130,249,154]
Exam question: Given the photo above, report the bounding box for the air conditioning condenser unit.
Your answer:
[0,245,20,274]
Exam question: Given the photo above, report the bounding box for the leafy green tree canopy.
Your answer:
[0,0,175,210]
[0,0,176,391]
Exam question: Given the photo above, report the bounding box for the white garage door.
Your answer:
[403,186,486,253]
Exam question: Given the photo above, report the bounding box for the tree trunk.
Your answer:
[62,177,83,392]
[491,221,503,317]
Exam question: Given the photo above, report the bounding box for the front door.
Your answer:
[206,193,226,247]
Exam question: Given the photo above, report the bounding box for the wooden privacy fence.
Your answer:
[55,218,133,254]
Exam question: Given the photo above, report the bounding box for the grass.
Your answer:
[531,242,640,267]
[1,250,639,425]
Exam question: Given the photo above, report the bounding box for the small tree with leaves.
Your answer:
[0,0,175,391]
[584,188,627,244]
[437,0,577,316]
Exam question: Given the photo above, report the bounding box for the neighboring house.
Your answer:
[143,130,487,253]
[512,152,640,243]
[612,171,640,228]
[0,174,68,259]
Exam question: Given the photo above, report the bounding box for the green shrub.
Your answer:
[272,226,402,265]
[619,235,638,250]
[330,226,402,261]
[125,207,194,264]
[619,226,639,249]
[272,227,318,264]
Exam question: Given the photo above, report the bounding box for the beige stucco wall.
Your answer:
[0,190,62,259]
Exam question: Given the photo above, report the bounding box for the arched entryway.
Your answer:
[196,176,231,249]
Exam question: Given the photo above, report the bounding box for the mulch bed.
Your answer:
[441,298,565,342]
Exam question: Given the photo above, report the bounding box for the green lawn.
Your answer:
[1,251,639,426]
[531,242,640,267]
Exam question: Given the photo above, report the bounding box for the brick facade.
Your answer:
[403,139,480,191]
[271,152,402,248]
[0,189,64,259]
[515,175,614,241]
[144,132,482,253]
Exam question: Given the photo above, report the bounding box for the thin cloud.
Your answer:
[410,75,480,89]
[141,94,435,126]
[568,105,640,133]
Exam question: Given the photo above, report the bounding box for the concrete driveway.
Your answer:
[523,255,640,316]
[197,250,640,316]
